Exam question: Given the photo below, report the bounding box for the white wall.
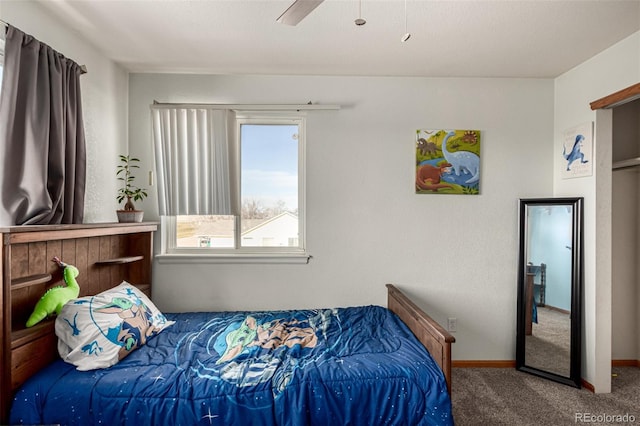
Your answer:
[1,1,129,223]
[129,74,554,361]
[554,31,640,392]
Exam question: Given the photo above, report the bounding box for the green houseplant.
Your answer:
[116,155,148,223]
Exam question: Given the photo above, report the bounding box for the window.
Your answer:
[162,113,306,261]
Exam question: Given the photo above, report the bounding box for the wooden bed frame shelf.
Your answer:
[1,222,158,423]
[95,255,144,265]
[11,273,53,290]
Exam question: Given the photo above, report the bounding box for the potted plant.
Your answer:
[116,155,148,223]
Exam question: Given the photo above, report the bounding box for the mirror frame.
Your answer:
[516,197,583,388]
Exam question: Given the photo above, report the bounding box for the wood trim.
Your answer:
[581,378,595,393]
[544,304,570,315]
[612,359,640,367]
[590,82,640,110]
[453,360,516,368]
[386,284,455,394]
[577,361,640,394]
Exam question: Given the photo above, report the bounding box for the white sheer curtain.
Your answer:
[151,106,236,216]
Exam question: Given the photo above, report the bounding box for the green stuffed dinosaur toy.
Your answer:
[25,256,80,328]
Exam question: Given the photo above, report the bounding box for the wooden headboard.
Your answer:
[0,222,158,423]
[386,284,455,393]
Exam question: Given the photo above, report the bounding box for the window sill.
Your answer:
[156,253,311,264]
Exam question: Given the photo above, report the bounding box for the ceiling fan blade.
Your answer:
[276,0,325,25]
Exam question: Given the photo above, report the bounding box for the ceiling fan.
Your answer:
[276,0,325,25]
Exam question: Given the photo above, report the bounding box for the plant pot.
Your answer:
[116,210,144,223]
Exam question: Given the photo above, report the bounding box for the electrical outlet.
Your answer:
[447,317,457,332]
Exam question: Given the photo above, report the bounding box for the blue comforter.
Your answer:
[11,306,453,425]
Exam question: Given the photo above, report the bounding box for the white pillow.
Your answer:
[55,281,174,370]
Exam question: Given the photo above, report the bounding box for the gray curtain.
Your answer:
[0,25,86,226]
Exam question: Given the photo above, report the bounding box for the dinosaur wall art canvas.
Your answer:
[561,122,592,179]
[415,129,481,195]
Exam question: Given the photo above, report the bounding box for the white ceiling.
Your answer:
[38,0,640,78]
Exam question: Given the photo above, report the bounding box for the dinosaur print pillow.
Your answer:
[55,281,174,371]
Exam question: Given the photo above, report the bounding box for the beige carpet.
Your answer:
[451,367,640,425]
[525,306,571,376]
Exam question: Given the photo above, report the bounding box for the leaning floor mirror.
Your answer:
[516,197,583,388]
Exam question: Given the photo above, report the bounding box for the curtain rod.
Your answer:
[0,19,88,74]
[151,101,340,111]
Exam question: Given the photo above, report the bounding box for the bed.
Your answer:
[1,224,455,426]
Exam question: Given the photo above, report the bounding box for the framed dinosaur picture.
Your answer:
[415,129,481,195]
[561,122,592,179]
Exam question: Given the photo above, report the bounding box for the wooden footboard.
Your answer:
[386,284,455,393]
